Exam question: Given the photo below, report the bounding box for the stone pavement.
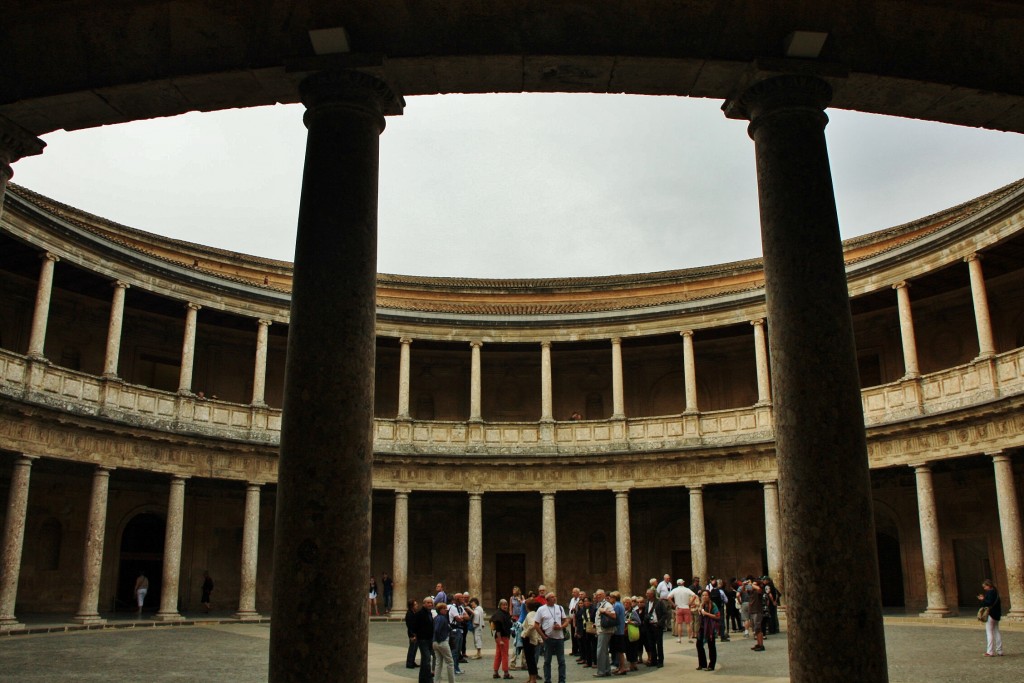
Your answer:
[0,614,1020,682]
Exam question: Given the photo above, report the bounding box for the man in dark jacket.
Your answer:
[641,588,666,667]
[412,596,436,683]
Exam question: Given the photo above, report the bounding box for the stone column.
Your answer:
[0,455,35,630]
[73,466,113,624]
[397,338,412,419]
[541,492,557,591]
[913,463,950,617]
[251,320,272,406]
[991,452,1024,619]
[236,483,262,620]
[610,337,625,418]
[689,485,707,583]
[154,475,187,621]
[469,341,483,421]
[468,492,483,601]
[26,253,59,360]
[0,115,46,221]
[177,303,201,395]
[269,70,402,683]
[965,253,996,358]
[893,281,920,378]
[724,74,887,681]
[681,330,698,412]
[102,281,130,378]
[392,489,410,617]
[614,489,632,594]
[540,341,554,422]
[762,480,784,593]
[752,319,771,404]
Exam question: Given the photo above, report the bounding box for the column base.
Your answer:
[1003,609,1024,622]
[235,610,263,622]
[918,607,953,618]
[0,618,24,632]
[72,614,107,625]
[152,611,185,622]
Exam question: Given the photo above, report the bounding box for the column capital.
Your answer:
[610,337,622,346]
[245,481,263,490]
[394,488,412,497]
[988,450,1009,462]
[468,490,484,500]
[15,454,39,465]
[723,73,833,127]
[964,252,983,264]
[688,484,704,493]
[40,252,60,264]
[185,302,202,312]
[0,115,46,180]
[680,329,694,339]
[112,280,131,290]
[910,462,933,472]
[759,479,779,487]
[541,491,557,500]
[469,340,483,349]
[257,318,273,328]
[892,280,910,290]
[299,70,404,132]
[750,318,765,327]
[399,336,413,345]
[169,474,191,483]
[540,340,552,349]
[612,488,631,497]
[95,465,115,474]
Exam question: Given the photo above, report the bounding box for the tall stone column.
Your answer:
[236,483,262,620]
[724,74,887,681]
[681,330,698,412]
[540,341,554,422]
[177,302,201,395]
[0,115,46,221]
[752,319,771,404]
[392,489,410,617]
[913,463,950,617]
[73,466,113,624]
[469,341,483,421]
[541,492,557,591]
[269,70,402,683]
[0,455,35,630]
[762,480,784,593]
[468,492,483,601]
[102,282,130,378]
[991,452,1024,619]
[610,337,625,418]
[27,253,59,360]
[965,253,996,358]
[154,475,187,621]
[614,489,632,594]
[893,282,920,378]
[251,320,272,406]
[689,485,707,583]
[397,338,412,419]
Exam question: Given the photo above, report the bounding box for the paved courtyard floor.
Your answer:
[0,614,1019,682]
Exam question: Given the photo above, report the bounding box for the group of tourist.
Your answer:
[369,572,394,615]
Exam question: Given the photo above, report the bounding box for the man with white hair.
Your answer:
[537,591,570,683]
[656,574,674,632]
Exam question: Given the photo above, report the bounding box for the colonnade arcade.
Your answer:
[3,72,1024,683]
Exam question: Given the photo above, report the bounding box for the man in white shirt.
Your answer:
[656,574,674,632]
[567,587,582,656]
[536,591,570,683]
[667,579,699,642]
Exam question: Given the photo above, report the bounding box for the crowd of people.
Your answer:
[398,575,782,681]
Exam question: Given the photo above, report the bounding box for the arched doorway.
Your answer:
[117,513,165,613]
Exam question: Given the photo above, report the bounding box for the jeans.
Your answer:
[433,640,455,683]
[449,628,464,672]
[543,636,566,683]
[417,640,433,683]
[596,631,613,675]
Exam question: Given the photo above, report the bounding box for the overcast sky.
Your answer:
[11,94,1024,278]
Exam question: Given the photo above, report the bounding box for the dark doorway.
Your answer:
[953,537,991,609]
[671,549,690,584]
[495,553,525,610]
[876,532,906,607]
[118,513,165,613]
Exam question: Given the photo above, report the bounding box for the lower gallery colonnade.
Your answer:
[2,71,1024,682]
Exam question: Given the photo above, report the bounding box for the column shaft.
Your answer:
[724,74,887,682]
[469,341,483,421]
[27,254,58,360]
[102,282,129,378]
[392,490,410,617]
[397,338,412,418]
[966,254,996,358]
[542,493,557,591]
[177,303,201,394]
[914,464,950,616]
[74,466,112,624]
[540,341,553,421]
[155,476,187,621]
[763,481,784,593]
[468,492,483,601]
[269,70,401,683]
[610,338,624,418]
[689,486,707,583]
[992,454,1024,619]
[752,320,771,403]
[236,483,262,619]
[251,320,271,406]
[614,490,632,594]
[0,456,35,629]
[893,282,920,378]
[682,331,698,412]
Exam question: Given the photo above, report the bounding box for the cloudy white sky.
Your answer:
[11,93,1024,278]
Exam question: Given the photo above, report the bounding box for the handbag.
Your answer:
[626,623,641,642]
[585,621,597,635]
[977,606,990,622]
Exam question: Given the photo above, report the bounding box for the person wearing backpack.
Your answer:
[594,589,616,677]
